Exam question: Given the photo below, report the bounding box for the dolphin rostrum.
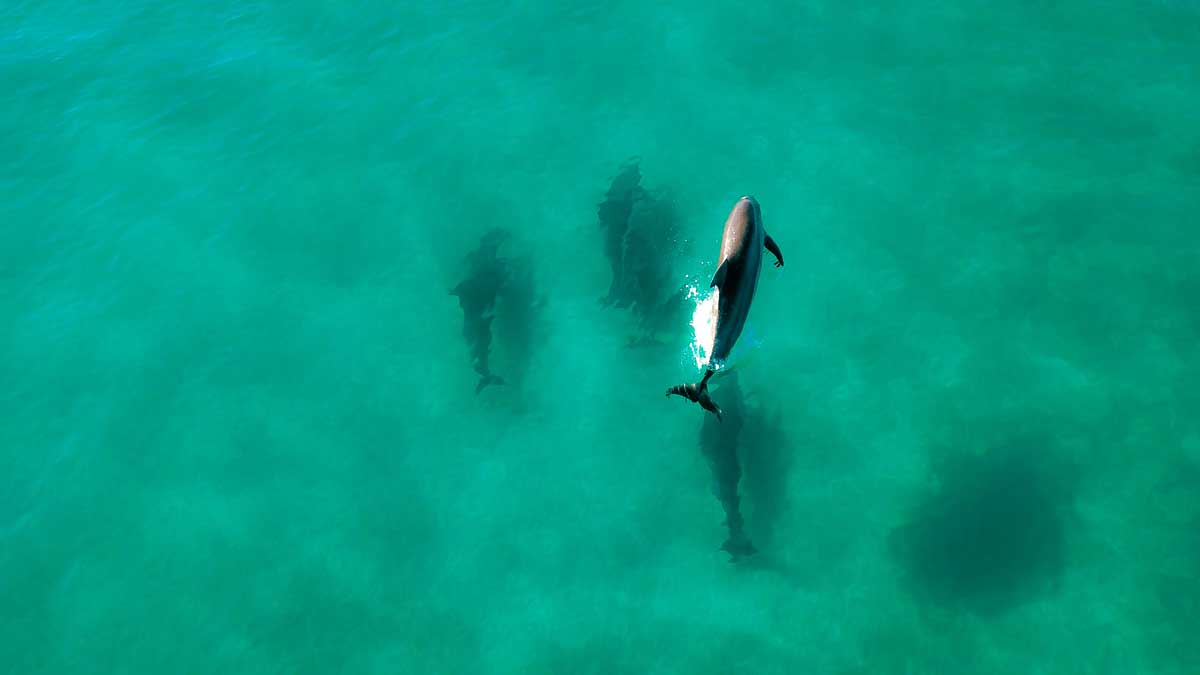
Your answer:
[667,196,783,420]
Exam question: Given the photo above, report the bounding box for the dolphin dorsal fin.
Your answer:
[710,260,729,289]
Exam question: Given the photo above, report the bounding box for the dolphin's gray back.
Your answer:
[709,197,765,367]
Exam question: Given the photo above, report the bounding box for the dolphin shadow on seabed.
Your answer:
[597,157,645,308]
[491,245,544,393]
[594,158,691,348]
[698,371,754,561]
[622,188,687,341]
[450,228,511,394]
[697,371,791,563]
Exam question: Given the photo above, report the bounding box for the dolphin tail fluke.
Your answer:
[665,371,722,421]
[475,374,505,394]
[720,532,758,563]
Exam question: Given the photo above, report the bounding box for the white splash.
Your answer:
[688,283,719,370]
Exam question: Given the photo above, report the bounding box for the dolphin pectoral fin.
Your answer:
[764,233,784,268]
[709,260,729,289]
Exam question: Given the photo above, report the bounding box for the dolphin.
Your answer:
[667,196,783,420]
[451,229,511,394]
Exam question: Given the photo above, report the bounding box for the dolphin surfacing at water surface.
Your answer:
[667,196,783,420]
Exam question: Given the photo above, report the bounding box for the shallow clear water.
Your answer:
[3,1,1199,672]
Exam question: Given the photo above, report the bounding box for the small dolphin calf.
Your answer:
[667,196,783,419]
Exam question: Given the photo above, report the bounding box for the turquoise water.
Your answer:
[3,1,1199,672]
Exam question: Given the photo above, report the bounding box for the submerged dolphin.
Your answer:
[451,229,511,394]
[667,196,783,420]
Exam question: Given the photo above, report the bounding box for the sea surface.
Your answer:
[3,1,1199,673]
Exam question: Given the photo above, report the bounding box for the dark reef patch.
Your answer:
[890,438,1073,616]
